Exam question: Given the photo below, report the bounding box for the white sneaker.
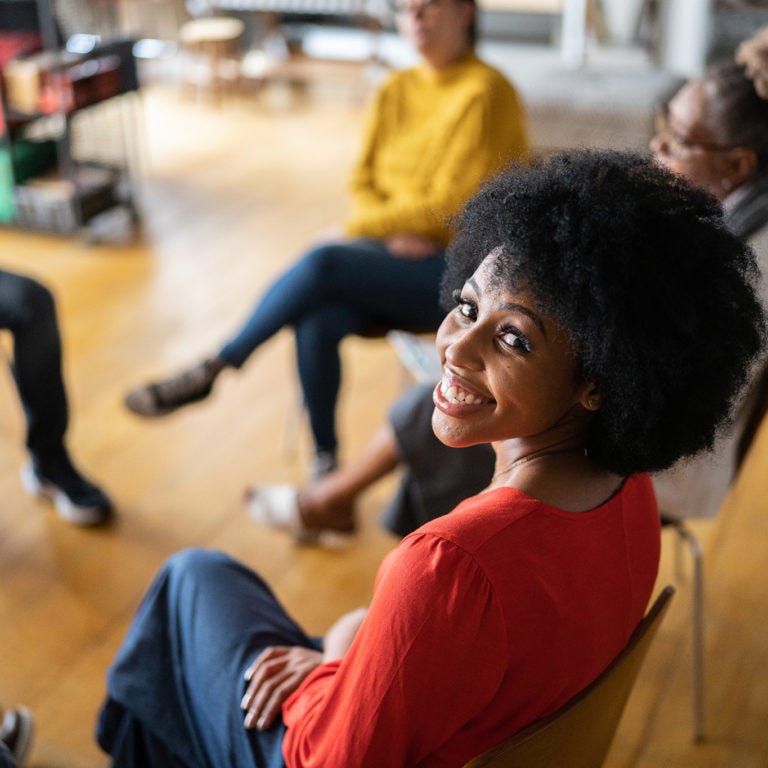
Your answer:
[21,462,112,526]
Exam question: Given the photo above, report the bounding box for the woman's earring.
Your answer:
[586,395,601,411]
[721,178,734,192]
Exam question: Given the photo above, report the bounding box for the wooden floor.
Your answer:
[1,80,767,768]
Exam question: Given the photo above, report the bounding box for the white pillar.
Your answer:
[561,0,588,68]
[600,0,646,45]
[658,0,713,77]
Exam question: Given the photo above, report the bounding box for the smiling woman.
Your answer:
[432,275,595,461]
[96,151,764,768]
[441,152,764,475]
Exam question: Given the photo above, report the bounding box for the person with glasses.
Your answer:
[651,62,768,236]
[96,151,764,768]
[123,0,528,480]
[647,39,768,519]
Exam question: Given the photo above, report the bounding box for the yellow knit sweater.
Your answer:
[345,52,529,246]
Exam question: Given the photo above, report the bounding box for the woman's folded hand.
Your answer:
[242,646,323,731]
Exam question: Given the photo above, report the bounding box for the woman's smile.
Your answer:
[433,371,493,414]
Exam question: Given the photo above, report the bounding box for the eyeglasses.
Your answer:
[653,112,735,158]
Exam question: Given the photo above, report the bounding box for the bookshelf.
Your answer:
[0,0,140,236]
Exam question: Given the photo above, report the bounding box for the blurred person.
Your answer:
[1,269,112,524]
[123,0,528,479]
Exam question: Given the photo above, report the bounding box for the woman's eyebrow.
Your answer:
[501,303,547,337]
[468,277,546,336]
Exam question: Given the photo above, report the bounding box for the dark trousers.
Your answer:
[97,549,319,768]
[0,270,68,460]
[218,240,446,453]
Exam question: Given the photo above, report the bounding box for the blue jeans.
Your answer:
[218,240,446,453]
[0,270,68,461]
[97,549,320,768]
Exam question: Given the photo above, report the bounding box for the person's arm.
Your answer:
[281,534,508,767]
[322,607,368,662]
[345,80,444,258]
[347,84,389,214]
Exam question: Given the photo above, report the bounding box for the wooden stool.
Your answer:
[179,16,245,103]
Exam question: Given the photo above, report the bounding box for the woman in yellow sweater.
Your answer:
[124,0,528,477]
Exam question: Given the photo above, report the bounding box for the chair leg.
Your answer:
[666,519,705,742]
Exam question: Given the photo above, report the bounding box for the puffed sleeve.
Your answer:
[281,533,508,767]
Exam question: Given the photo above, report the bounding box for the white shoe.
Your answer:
[21,462,112,526]
[245,484,354,548]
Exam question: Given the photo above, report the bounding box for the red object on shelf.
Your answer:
[0,32,42,68]
[37,70,74,114]
[4,52,125,116]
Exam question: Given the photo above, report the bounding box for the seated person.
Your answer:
[0,269,112,524]
[97,151,763,768]
[122,0,529,479]
[248,42,768,540]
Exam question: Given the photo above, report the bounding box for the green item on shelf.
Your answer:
[0,148,16,223]
[12,139,58,184]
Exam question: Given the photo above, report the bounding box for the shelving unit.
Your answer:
[0,0,141,237]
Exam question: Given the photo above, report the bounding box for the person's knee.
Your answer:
[163,548,233,584]
[301,242,351,282]
[15,276,56,325]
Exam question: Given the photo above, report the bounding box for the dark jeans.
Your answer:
[0,269,68,461]
[97,549,320,768]
[218,239,446,454]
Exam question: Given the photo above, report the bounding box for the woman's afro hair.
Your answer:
[441,150,766,475]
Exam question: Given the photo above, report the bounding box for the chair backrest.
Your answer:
[463,586,675,768]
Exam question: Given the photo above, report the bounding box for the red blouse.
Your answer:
[282,474,660,767]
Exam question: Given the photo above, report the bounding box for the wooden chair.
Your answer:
[462,586,675,768]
